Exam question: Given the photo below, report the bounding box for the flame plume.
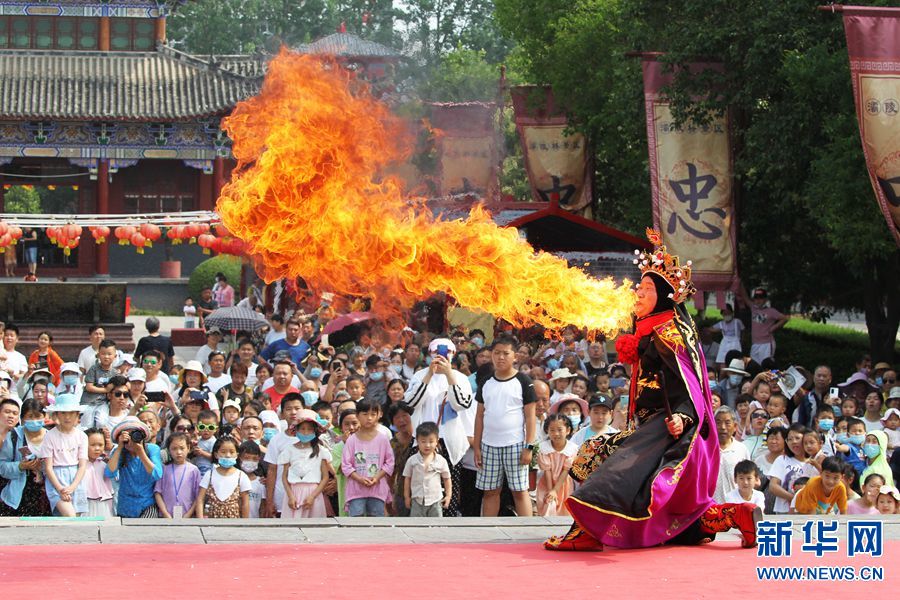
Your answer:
[217,50,635,336]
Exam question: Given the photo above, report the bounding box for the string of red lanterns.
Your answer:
[0,220,246,257]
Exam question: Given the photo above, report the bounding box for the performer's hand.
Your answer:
[665,414,684,438]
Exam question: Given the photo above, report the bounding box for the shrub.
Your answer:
[187,255,241,302]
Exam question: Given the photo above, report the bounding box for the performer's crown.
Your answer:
[633,228,697,303]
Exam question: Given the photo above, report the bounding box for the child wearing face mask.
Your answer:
[836,417,868,477]
[238,441,266,518]
[713,305,744,367]
[57,363,83,397]
[197,436,250,518]
[278,409,330,518]
[548,396,588,435]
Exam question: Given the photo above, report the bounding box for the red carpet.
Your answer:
[0,541,895,597]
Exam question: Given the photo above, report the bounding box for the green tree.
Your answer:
[418,47,500,102]
[494,0,900,360]
[4,186,40,213]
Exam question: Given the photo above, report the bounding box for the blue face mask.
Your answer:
[169,374,179,385]
[23,420,44,432]
[369,371,384,382]
[301,391,318,407]
[262,428,278,441]
[546,358,560,371]
[728,375,743,386]
[708,379,718,391]
[296,432,316,443]
[848,434,866,446]
[390,364,402,374]
[831,405,842,417]
[862,443,881,459]
[818,419,834,432]
[309,368,323,379]
[472,337,484,348]
[62,375,79,387]
[835,433,849,444]
[566,415,581,429]
[217,458,237,468]
[875,376,884,386]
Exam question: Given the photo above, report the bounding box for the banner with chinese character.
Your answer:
[510,86,594,216]
[843,6,900,245]
[429,102,497,197]
[641,58,737,290]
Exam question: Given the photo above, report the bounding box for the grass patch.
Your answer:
[129,308,180,317]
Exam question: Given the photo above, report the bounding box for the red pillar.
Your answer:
[95,160,109,276]
[213,156,225,207]
[197,171,213,211]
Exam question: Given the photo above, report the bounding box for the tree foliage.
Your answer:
[494,0,900,359]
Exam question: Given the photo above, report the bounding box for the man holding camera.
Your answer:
[404,338,475,517]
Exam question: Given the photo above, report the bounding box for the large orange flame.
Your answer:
[217,50,635,336]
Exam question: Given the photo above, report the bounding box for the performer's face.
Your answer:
[634,277,657,318]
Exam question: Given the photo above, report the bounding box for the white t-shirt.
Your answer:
[200,468,251,500]
[714,440,751,504]
[767,455,819,514]
[143,375,173,395]
[476,372,536,447]
[277,443,327,484]
[263,432,295,510]
[862,416,883,432]
[724,487,765,510]
[264,329,286,347]
[3,349,28,382]
[248,476,266,518]
[206,373,232,395]
[195,344,225,374]
[77,345,99,374]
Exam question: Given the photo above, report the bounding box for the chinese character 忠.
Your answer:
[666,163,726,240]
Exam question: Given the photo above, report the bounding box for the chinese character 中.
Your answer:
[801,520,840,557]
[848,521,883,558]
[757,520,792,557]
[538,175,576,206]
[667,162,726,240]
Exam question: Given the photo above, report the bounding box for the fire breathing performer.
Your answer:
[544,230,760,551]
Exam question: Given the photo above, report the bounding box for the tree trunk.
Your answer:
[863,251,900,362]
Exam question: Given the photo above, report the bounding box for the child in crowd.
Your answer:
[154,432,200,518]
[814,407,837,456]
[570,395,618,446]
[548,369,574,404]
[593,370,611,398]
[342,399,394,517]
[875,485,900,514]
[279,409,330,518]
[725,460,765,510]
[345,375,366,403]
[57,362,83,397]
[83,428,114,518]
[535,414,577,516]
[81,340,119,430]
[712,304,744,367]
[191,410,218,475]
[197,436,250,518]
[803,430,825,471]
[881,408,900,459]
[183,298,197,329]
[765,394,790,431]
[403,421,451,517]
[792,456,848,515]
[220,399,242,430]
[837,417,868,477]
[331,408,359,517]
[239,441,266,518]
[40,393,89,516]
[842,464,861,500]
[848,473,884,514]
[262,394,304,518]
[768,424,819,514]
[860,430,893,487]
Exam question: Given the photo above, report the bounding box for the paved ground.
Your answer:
[0,515,897,545]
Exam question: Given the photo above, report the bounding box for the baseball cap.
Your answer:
[589,395,616,410]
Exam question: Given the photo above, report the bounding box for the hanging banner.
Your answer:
[429,102,497,197]
[510,86,593,215]
[641,57,737,290]
[842,6,900,245]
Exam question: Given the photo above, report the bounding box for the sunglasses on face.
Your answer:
[196,423,218,432]
[752,412,768,419]
[885,378,897,384]
[175,425,194,432]
[111,391,128,398]
[142,359,158,365]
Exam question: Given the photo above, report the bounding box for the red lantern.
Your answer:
[197,223,210,235]
[140,223,161,248]
[197,233,215,255]
[130,232,147,254]
[0,233,11,248]
[63,223,82,244]
[8,226,22,244]
[116,225,136,245]
[184,223,202,242]
[91,225,110,244]
[62,237,79,256]
[229,238,245,255]
[0,221,8,238]
[209,236,223,254]
[47,226,61,245]
[214,224,231,238]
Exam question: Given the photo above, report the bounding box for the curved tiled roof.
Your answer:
[295,33,401,58]
[0,48,262,121]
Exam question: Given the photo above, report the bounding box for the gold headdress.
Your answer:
[633,228,697,303]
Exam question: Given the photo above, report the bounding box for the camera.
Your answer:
[129,429,146,443]
[220,423,235,437]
